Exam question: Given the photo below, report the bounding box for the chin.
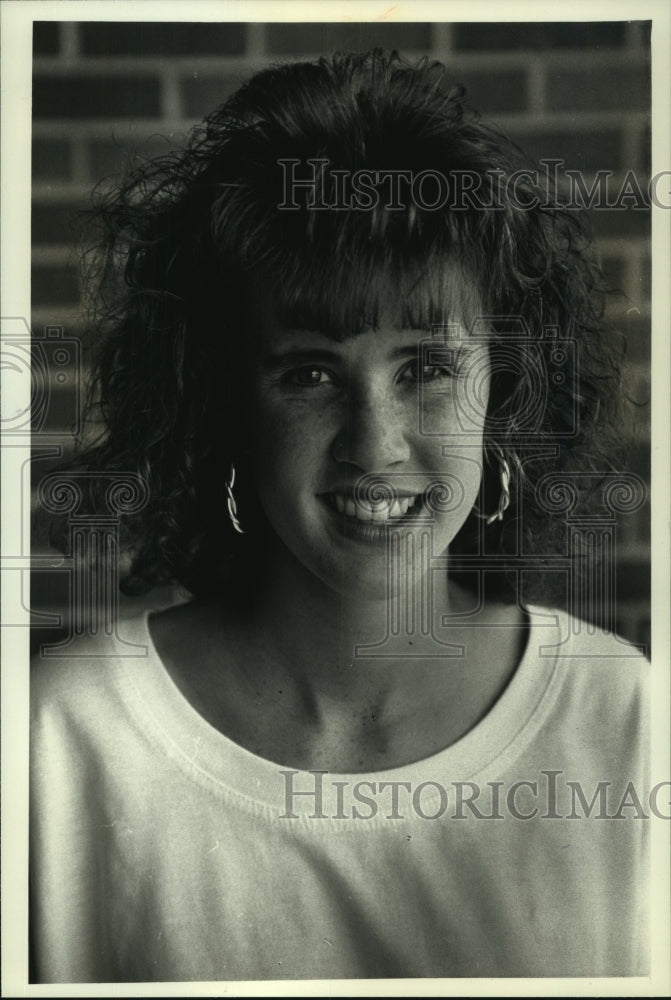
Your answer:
[268,506,464,605]
[321,543,444,605]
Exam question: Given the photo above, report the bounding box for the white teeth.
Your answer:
[331,493,420,521]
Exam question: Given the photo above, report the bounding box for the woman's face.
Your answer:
[245,303,491,599]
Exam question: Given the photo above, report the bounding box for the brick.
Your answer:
[546,65,649,113]
[181,75,246,119]
[33,22,60,56]
[30,322,92,367]
[181,66,527,119]
[80,21,246,56]
[33,75,161,119]
[87,139,131,183]
[88,133,180,183]
[506,127,621,173]
[32,265,80,307]
[450,69,527,114]
[32,202,87,246]
[30,380,80,435]
[266,22,432,55]
[452,22,628,51]
[32,139,72,180]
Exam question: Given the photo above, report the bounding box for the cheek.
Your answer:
[249,401,325,498]
[418,370,490,442]
[430,454,483,532]
[421,374,490,527]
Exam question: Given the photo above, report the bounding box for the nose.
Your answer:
[331,386,411,472]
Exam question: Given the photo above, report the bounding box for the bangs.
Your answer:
[229,200,488,339]
[269,251,482,339]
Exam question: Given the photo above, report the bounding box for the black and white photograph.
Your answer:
[1,0,670,994]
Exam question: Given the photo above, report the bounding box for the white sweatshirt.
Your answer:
[30,599,649,982]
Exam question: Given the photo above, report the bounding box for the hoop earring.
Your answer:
[486,455,511,525]
[226,464,245,535]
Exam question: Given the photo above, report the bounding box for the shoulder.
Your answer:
[31,585,188,714]
[525,605,649,761]
[31,588,192,788]
[526,604,648,665]
[527,604,649,690]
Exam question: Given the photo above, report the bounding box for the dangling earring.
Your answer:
[486,453,511,525]
[226,464,245,535]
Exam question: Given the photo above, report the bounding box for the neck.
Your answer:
[156,542,524,772]
[234,534,463,706]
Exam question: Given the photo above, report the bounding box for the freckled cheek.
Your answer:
[249,402,331,496]
[419,372,490,443]
[419,376,489,508]
[419,398,487,444]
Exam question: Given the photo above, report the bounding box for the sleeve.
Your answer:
[30,656,116,983]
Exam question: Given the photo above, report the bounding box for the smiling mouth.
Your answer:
[322,492,421,523]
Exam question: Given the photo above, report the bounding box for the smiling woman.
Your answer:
[247,313,490,598]
[30,50,649,983]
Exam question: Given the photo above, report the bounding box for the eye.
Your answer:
[286,366,335,387]
[399,359,457,383]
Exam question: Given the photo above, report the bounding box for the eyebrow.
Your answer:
[261,349,342,371]
[260,340,474,371]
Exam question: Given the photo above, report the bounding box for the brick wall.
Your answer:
[31,20,651,649]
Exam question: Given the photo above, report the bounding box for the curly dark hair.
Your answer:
[72,49,627,600]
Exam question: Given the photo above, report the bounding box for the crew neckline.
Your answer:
[115,599,565,820]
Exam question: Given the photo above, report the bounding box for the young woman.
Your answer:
[31,51,649,982]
